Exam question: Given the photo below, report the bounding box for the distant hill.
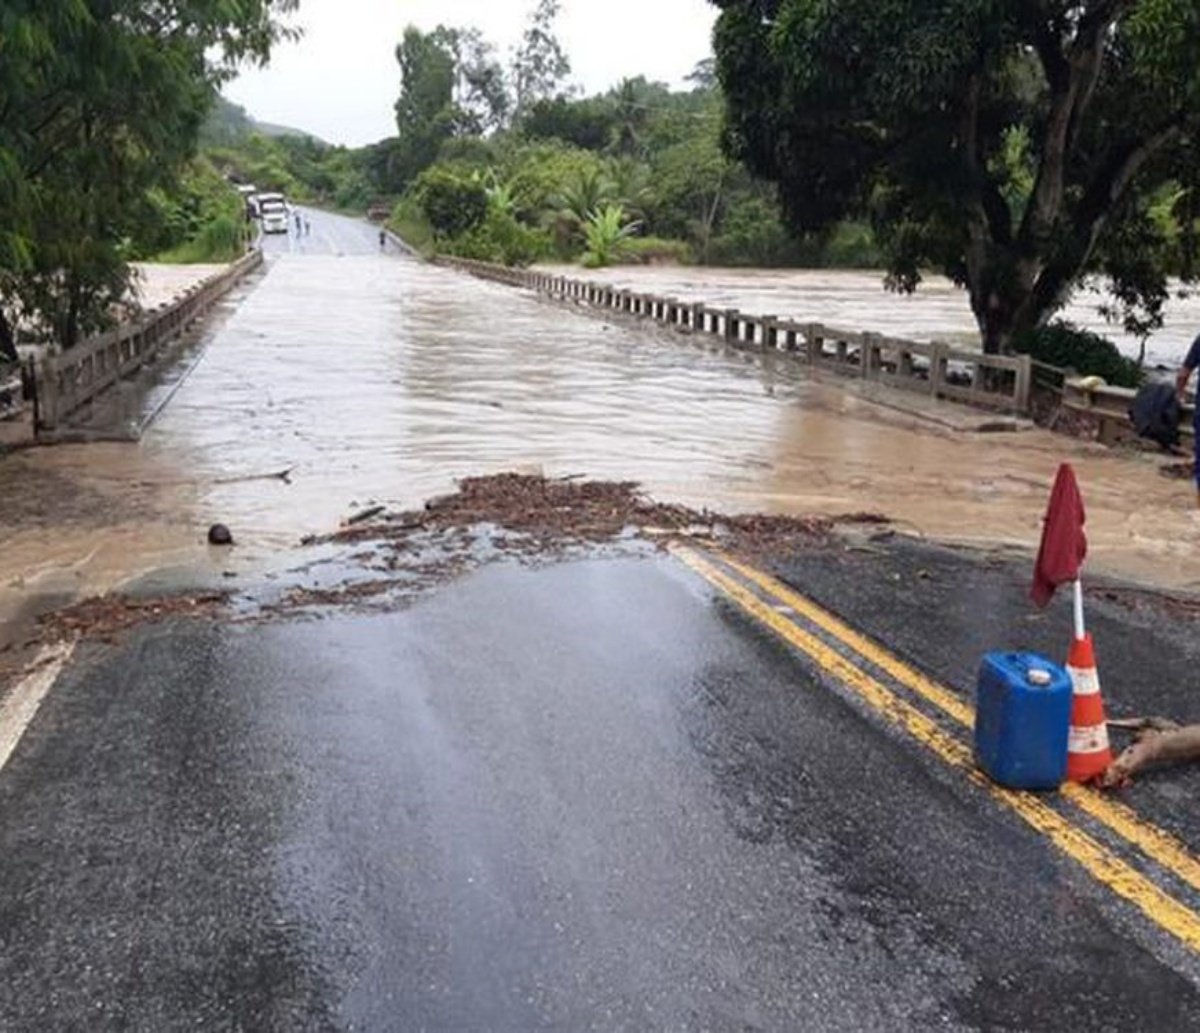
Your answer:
[202,96,326,148]
[252,119,322,142]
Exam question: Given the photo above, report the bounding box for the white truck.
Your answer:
[256,192,289,234]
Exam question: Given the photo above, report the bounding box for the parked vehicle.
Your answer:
[256,192,289,234]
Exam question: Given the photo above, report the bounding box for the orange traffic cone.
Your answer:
[1065,633,1113,783]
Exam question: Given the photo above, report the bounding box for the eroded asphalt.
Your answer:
[2,528,1200,1032]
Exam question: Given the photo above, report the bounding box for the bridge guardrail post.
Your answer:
[861,332,880,378]
[930,343,948,398]
[724,310,739,342]
[1014,354,1032,413]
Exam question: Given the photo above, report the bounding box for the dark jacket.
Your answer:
[1129,382,1181,449]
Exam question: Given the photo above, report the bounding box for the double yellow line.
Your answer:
[671,543,1200,953]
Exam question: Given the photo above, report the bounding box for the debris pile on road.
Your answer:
[268,579,399,610]
[39,591,228,642]
[308,473,877,557]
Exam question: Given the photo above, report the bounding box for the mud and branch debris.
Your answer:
[310,473,881,556]
[18,474,886,660]
[38,591,228,642]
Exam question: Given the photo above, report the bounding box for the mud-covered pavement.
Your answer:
[5,208,1200,1029]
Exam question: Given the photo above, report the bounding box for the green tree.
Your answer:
[0,1,297,355]
[608,78,655,158]
[511,0,571,123]
[414,167,489,239]
[393,26,460,187]
[552,168,616,237]
[452,29,510,134]
[712,0,1200,353]
[522,96,616,151]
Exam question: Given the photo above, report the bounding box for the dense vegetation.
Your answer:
[200,2,875,273]
[0,1,296,357]
[712,0,1200,354]
[201,98,379,212]
[1012,323,1144,389]
[376,4,869,270]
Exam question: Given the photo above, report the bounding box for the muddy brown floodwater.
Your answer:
[3,208,1200,637]
[539,264,1200,368]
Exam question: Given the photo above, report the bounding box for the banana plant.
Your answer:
[582,204,641,268]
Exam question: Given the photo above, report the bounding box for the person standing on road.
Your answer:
[379,228,387,251]
[294,211,302,234]
[304,217,311,236]
[1174,332,1200,506]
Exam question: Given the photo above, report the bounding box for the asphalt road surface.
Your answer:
[259,206,392,258]
[2,548,1199,1032]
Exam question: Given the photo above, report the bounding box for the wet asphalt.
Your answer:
[2,553,1198,1032]
[770,536,1200,852]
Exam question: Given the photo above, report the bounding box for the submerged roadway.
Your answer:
[2,207,1200,1031]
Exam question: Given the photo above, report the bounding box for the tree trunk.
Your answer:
[970,274,1028,356]
[968,249,1059,356]
[0,311,17,364]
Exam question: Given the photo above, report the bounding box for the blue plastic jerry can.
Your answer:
[974,652,1072,790]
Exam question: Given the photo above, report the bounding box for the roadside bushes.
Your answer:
[387,198,435,257]
[413,167,488,239]
[148,160,248,263]
[1011,322,1143,388]
[450,209,547,267]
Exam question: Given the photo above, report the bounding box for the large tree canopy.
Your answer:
[0,0,296,356]
[712,0,1200,352]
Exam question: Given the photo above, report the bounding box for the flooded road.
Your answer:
[4,207,1200,633]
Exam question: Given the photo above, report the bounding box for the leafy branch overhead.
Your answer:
[0,0,299,356]
[712,0,1200,353]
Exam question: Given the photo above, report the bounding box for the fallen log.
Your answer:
[345,505,386,526]
[212,466,293,485]
[1101,717,1200,788]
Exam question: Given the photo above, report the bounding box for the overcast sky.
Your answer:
[224,0,718,147]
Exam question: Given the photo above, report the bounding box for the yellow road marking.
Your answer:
[671,545,1200,953]
[715,550,1200,900]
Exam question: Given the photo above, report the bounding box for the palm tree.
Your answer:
[550,168,615,246]
[609,78,651,158]
[606,157,654,221]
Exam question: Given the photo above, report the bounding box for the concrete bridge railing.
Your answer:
[433,256,1034,416]
[1060,377,1194,446]
[36,249,264,431]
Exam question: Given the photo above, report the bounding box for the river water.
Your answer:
[4,209,1200,635]
[539,265,1200,368]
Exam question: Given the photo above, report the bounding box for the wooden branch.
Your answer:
[1108,716,1181,733]
[212,466,294,485]
[1017,0,1133,266]
[1011,118,1187,332]
[1101,719,1200,788]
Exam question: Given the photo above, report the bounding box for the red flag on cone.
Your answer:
[1031,463,1087,608]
